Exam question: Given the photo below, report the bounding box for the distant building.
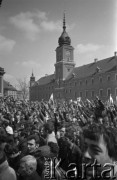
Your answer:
[30,15,117,102]
[17,90,24,100]
[0,67,5,97]
[3,80,17,99]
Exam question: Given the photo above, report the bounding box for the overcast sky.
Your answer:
[0,0,116,86]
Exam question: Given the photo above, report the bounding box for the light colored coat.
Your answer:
[0,160,17,180]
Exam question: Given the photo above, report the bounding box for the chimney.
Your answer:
[114,51,117,57]
[94,58,98,63]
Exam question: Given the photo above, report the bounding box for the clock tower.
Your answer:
[55,13,75,81]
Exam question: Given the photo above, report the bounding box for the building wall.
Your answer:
[62,70,117,102]
[4,90,17,99]
[30,69,117,102]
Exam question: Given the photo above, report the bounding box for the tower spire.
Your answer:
[58,12,71,46]
[63,11,66,31]
[32,69,34,77]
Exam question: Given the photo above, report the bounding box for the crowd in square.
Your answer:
[0,95,117,179]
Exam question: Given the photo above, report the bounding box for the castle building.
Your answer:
[30,15,117,102]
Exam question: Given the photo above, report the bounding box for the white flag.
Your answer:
[108,94,113,105]
[49,93,54,106]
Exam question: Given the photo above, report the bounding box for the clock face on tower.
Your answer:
[65,50,71,61]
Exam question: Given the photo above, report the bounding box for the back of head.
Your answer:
[44,121,54,134]
[27,134,40,144]
[48,142,59,157]
[20,155,37,173]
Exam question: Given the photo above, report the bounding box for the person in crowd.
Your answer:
[27,132,59,176]
[0,150,17,180]
[59,127,66,138]
[57,126,68,173]
[0,127,7,151]
[0,95,117,180]
[18,155,41,180]
[27,134,40,154]
[58,126,82,175]
[83,123,117,179]
[33,128,46,146]
[44,121,58,144]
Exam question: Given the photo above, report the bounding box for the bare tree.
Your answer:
[16,77,29,101]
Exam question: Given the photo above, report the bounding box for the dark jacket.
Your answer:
[18,171,41,180]
[59,142,82,172]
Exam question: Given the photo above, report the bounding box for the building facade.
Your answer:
[30,16,117,103]
[0,67,5,97]
[3,80,17,99]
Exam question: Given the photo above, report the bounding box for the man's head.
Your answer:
[18,155,37,176]
[27,135,39,153]
[64,127,74,148]
[59,127,66,138]
[14,130,18,138]
[44,121,54,135]
[83,123,117,166]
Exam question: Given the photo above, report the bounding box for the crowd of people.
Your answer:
[0,95,117,180]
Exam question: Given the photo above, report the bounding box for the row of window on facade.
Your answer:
[67,74,117,87]
[34,74,117,91]
[32,88,117,100]
[36,86,54,91]
[65,88,117,98]
[31,93,51,99]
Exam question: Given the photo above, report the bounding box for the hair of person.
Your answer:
[27,134,40,144]
[0,134,7,143]
[20,155,37,171]
[48,142,59,157]
[83,123,117,160]
[44,121,54,134]
[65,127,75,141]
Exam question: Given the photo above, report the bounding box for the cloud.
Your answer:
[4,73,14,80]
[0,35,16,53]
[76,43,104,54]
[10,12,40,41]
[35,11,47,21]
[40,20,61,32]
[40,20,75,32]
[9,10,75,40]
[22,60,41,68]
[15,60,41,69]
